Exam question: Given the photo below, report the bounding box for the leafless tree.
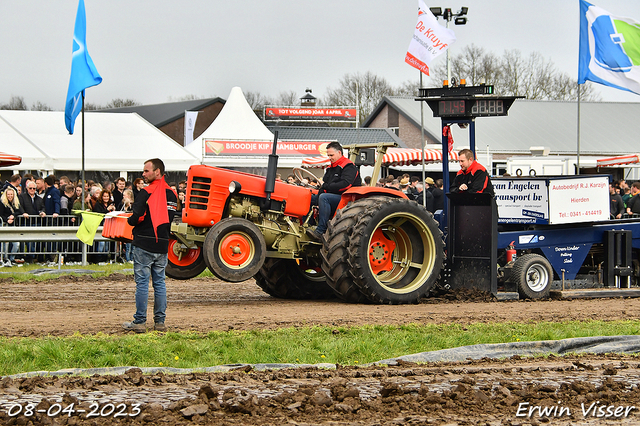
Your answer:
[245,91,274,120]
[0,95,28,110]
[275,90,300,106]
[31,101,52,111]
[428,45,601,101]
[105,98,140,108]
[324,71,396,125]
[84,102,102,111]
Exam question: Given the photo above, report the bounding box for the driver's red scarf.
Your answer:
[142,176,174,242]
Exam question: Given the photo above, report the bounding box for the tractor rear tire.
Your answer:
[203,218,266,282]
[349,197,444,304]
[165,237,207,280]
[321,197,389,303]
[255,258,335,299]
[511,253,552,299]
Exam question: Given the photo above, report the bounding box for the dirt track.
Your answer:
[1,274,640,425]
[1,274,640,337]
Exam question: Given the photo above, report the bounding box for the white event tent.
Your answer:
[187,87,306,169]
[0,110,198,176]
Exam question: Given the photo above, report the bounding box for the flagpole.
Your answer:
[577,83,581,176]
[420,71,426,208]
[81,93,87,266]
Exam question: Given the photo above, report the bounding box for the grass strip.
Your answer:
[0,321,638,376]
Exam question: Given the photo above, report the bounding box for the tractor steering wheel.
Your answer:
[292,167,323,187]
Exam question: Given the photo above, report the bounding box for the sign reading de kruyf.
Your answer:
[204,139,332,156]
[264,107,357,122]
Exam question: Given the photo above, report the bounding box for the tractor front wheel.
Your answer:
[203,218,266,282]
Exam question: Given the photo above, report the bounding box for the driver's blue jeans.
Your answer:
[311,192,342,234]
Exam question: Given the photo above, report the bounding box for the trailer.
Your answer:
[492,175,640,299]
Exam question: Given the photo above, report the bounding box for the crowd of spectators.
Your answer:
[0,173,187,266]
[281,170,445,215]
[610,179,640,219]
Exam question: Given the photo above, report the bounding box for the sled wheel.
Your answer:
[165,237,206,280]
[203,218,266,282]
[321,198,390,303]
[512,253,552,299]
[254,258,335,299]
[349,197,444,304]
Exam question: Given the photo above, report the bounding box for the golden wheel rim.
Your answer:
[366,212,436,294]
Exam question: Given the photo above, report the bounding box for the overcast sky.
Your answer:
[2,0,640,111]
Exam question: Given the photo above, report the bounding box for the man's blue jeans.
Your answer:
[311,192,342,234]
[132,246,167,325]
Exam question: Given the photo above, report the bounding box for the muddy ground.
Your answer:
[1,274,640,425]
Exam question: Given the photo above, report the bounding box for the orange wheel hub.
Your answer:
[220,233,253,266]
[369,228,396,274]
[168,240,201,266]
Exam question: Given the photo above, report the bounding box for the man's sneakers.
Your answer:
[122,321,168,333]
[122,322,146,333]
[306,228,323,242]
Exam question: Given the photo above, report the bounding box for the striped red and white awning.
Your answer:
[301,148,459,169]
[301,156,331,168]
[596,154,640,167]
[0,152,22,167]
[382,148,459,167]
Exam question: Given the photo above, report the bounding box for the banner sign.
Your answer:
[547,176,609,224]
[494,179,549,224]
[264,107,357,122]
[405,0,456,75]
[203,139,334,156]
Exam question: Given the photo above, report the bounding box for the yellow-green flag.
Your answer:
[74,210,105,245]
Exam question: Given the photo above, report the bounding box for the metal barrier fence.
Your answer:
[0,215,130,264]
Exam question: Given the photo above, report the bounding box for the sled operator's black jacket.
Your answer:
[319,156,362,195]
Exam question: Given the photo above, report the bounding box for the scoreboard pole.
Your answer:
[416,84,521,235]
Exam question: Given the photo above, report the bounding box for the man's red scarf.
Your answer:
[142,176,174,242]
[331,156,351,168]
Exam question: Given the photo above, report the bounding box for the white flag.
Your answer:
[405,0,457,75]
[579,0,640,96]
[184,111,199,146]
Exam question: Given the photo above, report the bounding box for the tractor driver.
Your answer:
[450,148,495,196]
[306,141,362,241]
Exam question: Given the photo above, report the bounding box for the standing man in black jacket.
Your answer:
[450,149,495,196]
[306,142,361,241]
[122,158,177,333]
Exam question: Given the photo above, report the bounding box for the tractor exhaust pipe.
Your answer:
[262,131,279,211]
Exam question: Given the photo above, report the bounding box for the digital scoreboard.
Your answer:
[418,84,522,118]
[437,99,507,117]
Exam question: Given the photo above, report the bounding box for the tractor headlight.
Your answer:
[229,181,242,194]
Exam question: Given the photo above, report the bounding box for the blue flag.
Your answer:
[579,0,640,95]
[65,0,102,134]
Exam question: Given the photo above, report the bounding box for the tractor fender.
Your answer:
[337,187,409,210]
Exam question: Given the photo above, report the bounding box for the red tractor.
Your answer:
[167,142,444,304]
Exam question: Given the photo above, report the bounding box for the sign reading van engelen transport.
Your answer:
[203,139,333,156]
[264,107,357,122]
[494,178,548,224]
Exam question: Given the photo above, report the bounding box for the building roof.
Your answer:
[97,97,225,128]
[0,110,198,172]
[365,96,640,156]
[266,126,406,148]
